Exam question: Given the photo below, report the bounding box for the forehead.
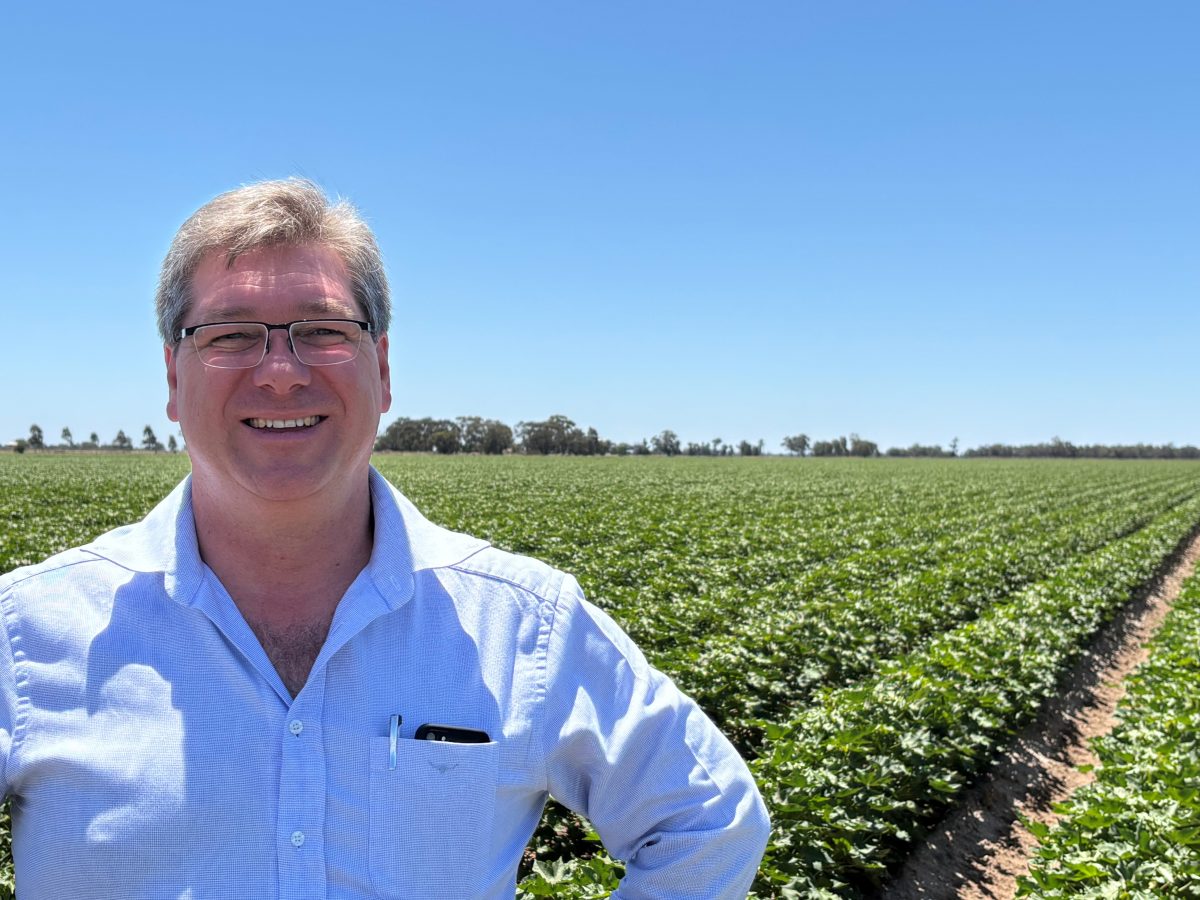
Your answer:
[189,244,358,321]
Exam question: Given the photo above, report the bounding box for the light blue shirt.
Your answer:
[0,469,769,898]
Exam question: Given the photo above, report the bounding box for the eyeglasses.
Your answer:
[174,319,375,369]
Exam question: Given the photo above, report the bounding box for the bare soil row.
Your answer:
[878,529,1200,899]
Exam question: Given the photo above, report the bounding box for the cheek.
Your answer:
[174,377,230,430]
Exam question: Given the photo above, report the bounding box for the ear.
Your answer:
[375,334,392,414]
[165,344,180,423]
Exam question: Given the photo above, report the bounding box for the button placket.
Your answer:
[275,675,329,897]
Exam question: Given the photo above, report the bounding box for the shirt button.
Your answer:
[289,719,304,736]
[291,831,305,848]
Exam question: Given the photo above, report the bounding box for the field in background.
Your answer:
[2,453,1200,896]
[1019,566,1200,896]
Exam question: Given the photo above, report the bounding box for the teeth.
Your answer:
[248,416,321,429]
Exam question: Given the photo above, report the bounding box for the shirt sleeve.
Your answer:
[541,575,770,899]
[0,584,20,800]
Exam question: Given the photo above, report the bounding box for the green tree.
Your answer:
[517,415,586,455]
[375,417,459,453]
[142,425,162,451]
[61,427,74,448]
[430,429,460,455]
[480,421,513,455]
[89,432,99,446]
[651,430,681,456]
[167,435,178,453]
[849,434,879,457]
[456,416,487,453]
[113,430,132,450]
[28,424,44,450]
[782,434,809,456]
[457,417,514,455]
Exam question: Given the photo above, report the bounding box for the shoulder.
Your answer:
[0,542,152,671]
[0,537,140,602]
[438,542,644,682]
[409,545,580,643]
[0,479,193,642]
[443,545,572,606]
[370,467,573,611]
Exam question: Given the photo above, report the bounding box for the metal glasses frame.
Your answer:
[173,318,376,368]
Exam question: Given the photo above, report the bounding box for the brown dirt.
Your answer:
[877,527,1200,900]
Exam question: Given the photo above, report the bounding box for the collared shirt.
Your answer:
[0,469,769,899]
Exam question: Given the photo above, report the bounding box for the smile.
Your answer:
[245,416,325,429]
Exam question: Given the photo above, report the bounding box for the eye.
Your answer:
[211,331,257,344]
[194,325,263,352]
[294,322,356,345]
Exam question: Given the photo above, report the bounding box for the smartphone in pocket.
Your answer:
[414,723,491,744]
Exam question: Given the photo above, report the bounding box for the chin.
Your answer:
[189,458,332,504]
[242,468,337,502]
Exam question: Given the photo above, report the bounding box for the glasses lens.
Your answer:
[192,323,268,368]
[291,320,364,366]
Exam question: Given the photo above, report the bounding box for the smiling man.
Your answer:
[165,239,391,696]
[0,179,769,898]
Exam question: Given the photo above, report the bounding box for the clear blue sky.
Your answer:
[3,2,1196,452]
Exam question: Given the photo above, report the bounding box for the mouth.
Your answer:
[244,415,326,430]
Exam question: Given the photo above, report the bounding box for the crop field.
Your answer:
[2,453,1200,897]
[1019,567,1200,896]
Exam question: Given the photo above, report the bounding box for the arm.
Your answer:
[0,585,17,801]
[542,577,770,899]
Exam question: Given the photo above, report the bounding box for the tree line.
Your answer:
[373,419,1200,460]
[14,424,178,454]
[781,434,886,457]
[375,416,771,457]
[14,420,1199,461]
[962,437,1200,460]
[781,433,1200,459]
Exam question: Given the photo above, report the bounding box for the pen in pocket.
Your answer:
[389,714,401,770]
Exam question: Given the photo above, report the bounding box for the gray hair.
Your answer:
[155,178,390,343]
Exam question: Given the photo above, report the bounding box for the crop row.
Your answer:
[746,494,1200,896]
[516,488,1200,898]
[374,459,1199,720]
[692,476,1200,745]
[1018,568,1200,896]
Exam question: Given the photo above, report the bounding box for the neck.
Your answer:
[190,474,375,628]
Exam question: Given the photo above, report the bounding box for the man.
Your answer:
[0,179,769,898]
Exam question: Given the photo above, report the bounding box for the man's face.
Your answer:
[166,243,392,504]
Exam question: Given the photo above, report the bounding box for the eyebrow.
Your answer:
[204,299,360,321]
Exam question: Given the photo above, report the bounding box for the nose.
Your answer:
[252,331,311,392]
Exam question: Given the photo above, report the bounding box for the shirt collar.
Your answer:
[364,466,490,610]
[84,467,490,611]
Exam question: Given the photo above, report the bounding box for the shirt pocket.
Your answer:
[368,735,499,897]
